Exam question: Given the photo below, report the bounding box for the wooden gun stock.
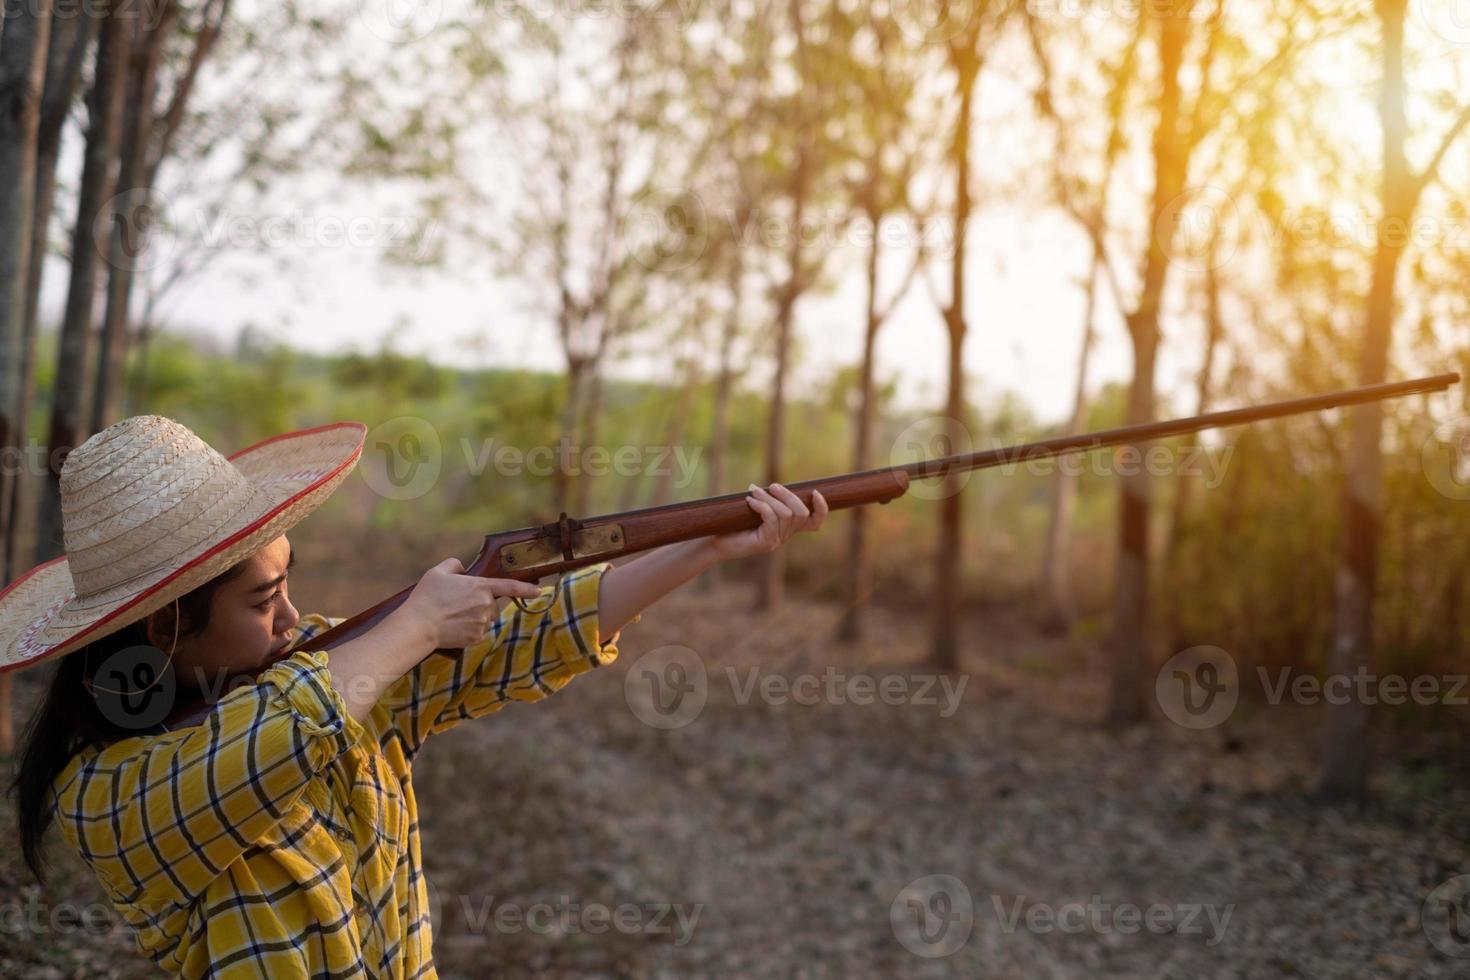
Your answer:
[294,468,910,654]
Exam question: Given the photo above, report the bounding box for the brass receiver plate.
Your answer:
[501,522,625,570]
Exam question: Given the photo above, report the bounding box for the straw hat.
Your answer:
[0,415,366,673]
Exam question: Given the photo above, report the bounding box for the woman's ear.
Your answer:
[142,604,179,651]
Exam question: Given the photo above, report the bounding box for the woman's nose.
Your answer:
[278,596,301,633]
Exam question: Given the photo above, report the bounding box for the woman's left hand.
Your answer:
[708,483,829,562]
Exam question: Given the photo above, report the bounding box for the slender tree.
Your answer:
[36,0,132,564]
[5,7,95,579]
[1320,0,1470,798]
[835,13,926,643]
[928,7,992,670]
[0,0,55,753]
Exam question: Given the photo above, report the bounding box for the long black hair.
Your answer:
[10,560,247,882]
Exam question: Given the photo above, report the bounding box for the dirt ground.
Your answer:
[3,578,1468,979]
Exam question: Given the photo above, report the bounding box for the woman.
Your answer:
[2,414,826,978]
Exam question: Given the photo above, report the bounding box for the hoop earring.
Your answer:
[83,597,182,697]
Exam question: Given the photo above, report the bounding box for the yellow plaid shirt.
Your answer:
[51,562,622,979]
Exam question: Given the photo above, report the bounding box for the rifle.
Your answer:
[295,371,1459,655]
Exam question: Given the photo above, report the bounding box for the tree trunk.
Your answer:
[699,235,745,593]
[92,6,170,432]
[1319,0,1414,800]
[837,200,885,643]
[0,0,54,752]
[1040,255,1099,628]
[555,354,587,516]
[574,359,604,516]
[930,51,979,672]
[1164,255,1222,649]
[37,0,131,565]
[1103,9,1189,727]
[8,8,94,580]
[651,355,701,507]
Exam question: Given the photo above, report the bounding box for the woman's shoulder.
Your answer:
[51,727,191,801]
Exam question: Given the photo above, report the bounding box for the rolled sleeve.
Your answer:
[377,561,624,754]
[259,648,367,766]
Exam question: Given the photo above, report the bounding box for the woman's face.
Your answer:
[147,535,301,692]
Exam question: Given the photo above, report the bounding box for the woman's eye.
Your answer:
[258,591,280,610]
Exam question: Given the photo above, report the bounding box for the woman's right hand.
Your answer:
[399,557,544,650]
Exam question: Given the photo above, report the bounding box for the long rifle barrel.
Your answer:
[902,372,1461,483]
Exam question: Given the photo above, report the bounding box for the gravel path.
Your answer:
[413,582,1470,980]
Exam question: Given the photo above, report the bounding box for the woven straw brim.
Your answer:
[0,422,366,673]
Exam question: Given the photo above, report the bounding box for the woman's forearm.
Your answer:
[596,538,722,643]
[326,608,436,721]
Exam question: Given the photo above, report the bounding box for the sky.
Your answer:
[40,0,1463,432]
